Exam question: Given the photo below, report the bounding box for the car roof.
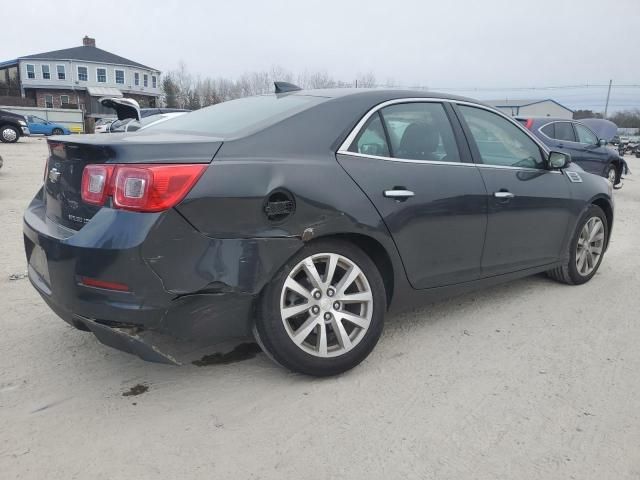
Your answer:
[286,87,479,104]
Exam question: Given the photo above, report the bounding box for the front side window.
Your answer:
[458,105,544,169]
[575,124,598,145]
[143,74,148,87]
[77,66,88,81]
[60,95,69,105]
[57,65,66,80]
[97,68,107,83]
[41,65,50,79]
[115,70,125,84]
[349,112,390,157]
[26,64,35,79]
[134,72,140,86]
[152,75,157,88]
[44,95,53,108]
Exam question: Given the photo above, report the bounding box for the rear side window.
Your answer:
[541,123,555,138]
[144,95,324,137]
[349,112,390,157]
[554,122,576,142]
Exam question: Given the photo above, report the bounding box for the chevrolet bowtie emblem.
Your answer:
[48,168,61,183]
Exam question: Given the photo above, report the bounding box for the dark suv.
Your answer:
[518,117,627,186]
[0,109,31,143]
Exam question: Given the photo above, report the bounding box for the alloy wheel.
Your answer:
[2,128,17,142]
[607,167,617,185]
[280,253,373,358]
[576,217,605,276]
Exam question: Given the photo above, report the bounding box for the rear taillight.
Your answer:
[81,164,115,205]
[524,118,534,130]
[81,164,206,212]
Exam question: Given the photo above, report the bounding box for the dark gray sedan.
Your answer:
[24,86,613,376]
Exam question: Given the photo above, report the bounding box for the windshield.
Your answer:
[144,94,325,137]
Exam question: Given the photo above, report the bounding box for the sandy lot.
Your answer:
[1,137,639,480]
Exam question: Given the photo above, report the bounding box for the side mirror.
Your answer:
[549,151,571,169]
[598,139,607,147]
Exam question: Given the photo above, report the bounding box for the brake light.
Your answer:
[524,118,534,130]
[81,164,206,212]
[81,165,115,205]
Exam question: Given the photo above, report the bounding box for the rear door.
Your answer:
[455,104,572,276]
[337,101,487,289]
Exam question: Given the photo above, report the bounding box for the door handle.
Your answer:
[384,189,415,199]
[494,191,515,199]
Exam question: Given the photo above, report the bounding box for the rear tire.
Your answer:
[255,239,386,376]
[0,125,19,143]
[547,205,608,285]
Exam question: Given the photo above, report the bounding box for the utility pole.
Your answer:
[604,79,612,118]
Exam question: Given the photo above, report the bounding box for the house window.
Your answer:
[45,95,53,108]
[60,95,70,105]
[115,69,125,84]
[41,65,50,80]
[134,72,140,86]
[77,66,88,81]
[26,64,35,79]
[152,75,157,88]
[57,65,66,80]
[143,74,148,87]
[97,68,107,83]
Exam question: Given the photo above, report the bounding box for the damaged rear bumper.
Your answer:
[23,194,303,363]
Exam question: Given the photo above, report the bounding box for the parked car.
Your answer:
[109,111,187,133]
[519,117,628,186]
[25,115,70,136]
[0,109,30,143]
[94,118,115,134]
[24,85,614,376]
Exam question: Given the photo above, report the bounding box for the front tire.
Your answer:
[255,239,386,376]
[51,128,63,136]
[547,205,608,285]
[605,164,617,185]
[0,125,19,143]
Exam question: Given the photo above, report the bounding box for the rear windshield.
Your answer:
[143,94,324,137]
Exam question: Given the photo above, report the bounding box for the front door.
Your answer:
[572,123,610,176]
[455,104,573,276]
[337,101,487,289]
[27,115,48,135]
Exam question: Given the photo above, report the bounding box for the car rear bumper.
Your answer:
[23,191,303,363]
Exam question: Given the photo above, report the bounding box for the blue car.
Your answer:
[518,117,627,187]
[25,115,70,136]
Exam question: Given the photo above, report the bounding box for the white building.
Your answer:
[0,36,161,117]
[486,99,573,119]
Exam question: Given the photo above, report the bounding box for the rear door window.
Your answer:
[554,122,576,142]
[540,123,555,139]
[381,102,460,162]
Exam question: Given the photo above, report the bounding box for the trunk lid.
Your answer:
[44,132,222,230]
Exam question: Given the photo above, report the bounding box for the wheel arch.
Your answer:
[591,196,613,249]
[317,233,395,307]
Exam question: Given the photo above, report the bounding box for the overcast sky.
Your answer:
[2,0,639,109]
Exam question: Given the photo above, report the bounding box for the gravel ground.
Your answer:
[1,137,639,480]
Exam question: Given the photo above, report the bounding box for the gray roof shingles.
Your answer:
[19,46,156,71]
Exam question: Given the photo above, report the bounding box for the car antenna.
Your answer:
[274,81,302,94]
